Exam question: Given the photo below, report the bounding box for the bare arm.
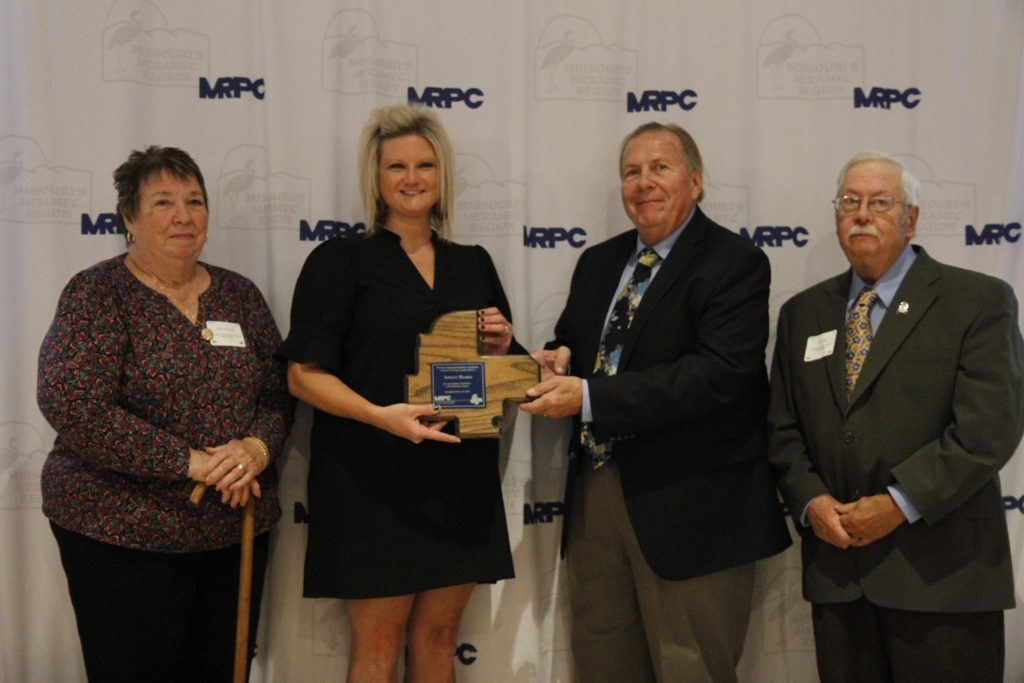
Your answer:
[287,361,459,444]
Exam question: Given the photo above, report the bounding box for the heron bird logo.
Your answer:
[0,422,45,497]
[327,23,362,62]
[106,9,150,73]
[0,152,25,210]
[221,160,258,216]
[540,31,574,91]
[761,29,798,90]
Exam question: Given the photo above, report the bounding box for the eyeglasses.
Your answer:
[832,195,905,214]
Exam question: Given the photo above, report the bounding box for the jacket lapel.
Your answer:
[817,274,852,411]
[846,248,939,407]
[617,211,706,370]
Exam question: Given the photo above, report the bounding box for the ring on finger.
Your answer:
[236,463,245,471]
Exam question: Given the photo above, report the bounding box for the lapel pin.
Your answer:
[897,301,910,315]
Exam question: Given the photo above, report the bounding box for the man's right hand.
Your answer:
[806,494,855,549]
[531,345,571,381]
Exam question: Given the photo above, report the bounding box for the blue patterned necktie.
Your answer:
[582,247,661,468]
[845,286,878,398]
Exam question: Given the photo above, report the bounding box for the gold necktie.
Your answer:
[845,287,878,397]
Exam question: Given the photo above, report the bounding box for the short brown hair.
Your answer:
[114,146,208,225]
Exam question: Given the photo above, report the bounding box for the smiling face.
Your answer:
[378,134,439,227]
[835,160,918,283]
[620,130,702,246]
[125,171,208,264]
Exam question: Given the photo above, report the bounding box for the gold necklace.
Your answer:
[128,255,214,341]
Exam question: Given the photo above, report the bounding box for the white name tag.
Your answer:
[804,329,836,362]
[206,321,246,347]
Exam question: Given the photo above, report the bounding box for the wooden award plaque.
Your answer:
[405,310,540,438]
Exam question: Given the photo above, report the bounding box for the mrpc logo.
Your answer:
[740,225,808,248]
[965,222,1021,246]
[81,212,125,236]
[199,76,265,100]
[523,225,587,249]
[853,86,921,110]
[626,89,697,113]
[299,219,366,241]
[408,86,484,109]
[524,501,565,525]
[455,643,477,665]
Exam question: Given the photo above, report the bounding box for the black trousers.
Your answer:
[51,522,270,683]
[812,597,1004,683]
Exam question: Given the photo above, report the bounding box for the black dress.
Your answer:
[282,229,517,598]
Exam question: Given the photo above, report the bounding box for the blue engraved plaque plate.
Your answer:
[431,362,486,409]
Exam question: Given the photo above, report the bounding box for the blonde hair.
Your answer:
[357,104,455,237]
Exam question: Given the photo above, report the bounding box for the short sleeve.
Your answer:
[280,238,357,373]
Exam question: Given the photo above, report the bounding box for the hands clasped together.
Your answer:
[806,493,907,549]
[188,437,270,508]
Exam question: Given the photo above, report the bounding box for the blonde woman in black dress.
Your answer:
[283,105,518,682]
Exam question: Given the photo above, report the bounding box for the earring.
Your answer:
[125,231,136,244]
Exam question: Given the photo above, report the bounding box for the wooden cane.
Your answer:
[189,482,207,505]
[189,483,256,683]
[233,496,256,683]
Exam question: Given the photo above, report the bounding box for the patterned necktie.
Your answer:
[845,286,879,398]
[582,247,661,468]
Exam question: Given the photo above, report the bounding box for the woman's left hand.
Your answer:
[203,438,267,508]
[478,307,513,355]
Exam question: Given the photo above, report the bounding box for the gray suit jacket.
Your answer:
[768,246,1024,611]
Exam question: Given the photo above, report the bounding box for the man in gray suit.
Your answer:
[768,151,1024,683]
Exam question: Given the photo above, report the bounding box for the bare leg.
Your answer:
[346,595,415,683]
[404,584,476,683]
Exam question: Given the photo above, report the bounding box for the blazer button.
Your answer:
[843,432,855,444]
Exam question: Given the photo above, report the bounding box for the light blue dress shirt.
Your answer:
[580,208,694,423]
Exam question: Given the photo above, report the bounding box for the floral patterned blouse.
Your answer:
[38,256,290,552]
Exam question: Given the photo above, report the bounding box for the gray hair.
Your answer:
[836,151,921,207]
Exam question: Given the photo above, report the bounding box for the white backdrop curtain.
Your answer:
[2,1,1023,681]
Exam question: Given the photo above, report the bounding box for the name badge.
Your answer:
[804,329,836,362]
[206,321,246,347]
[430,362,486,409]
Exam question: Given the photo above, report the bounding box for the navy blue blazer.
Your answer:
[550,207,791,580]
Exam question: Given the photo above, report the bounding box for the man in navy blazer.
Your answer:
[768,152,1024,682]
[522,122,790,683]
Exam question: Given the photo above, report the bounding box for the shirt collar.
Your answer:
[631,206,695,262]
[848,242,917,312]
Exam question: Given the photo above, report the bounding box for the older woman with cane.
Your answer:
[38,145,290,682]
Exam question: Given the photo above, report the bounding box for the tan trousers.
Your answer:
[567,461,755,683]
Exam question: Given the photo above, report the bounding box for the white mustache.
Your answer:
[847,224,882,238]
